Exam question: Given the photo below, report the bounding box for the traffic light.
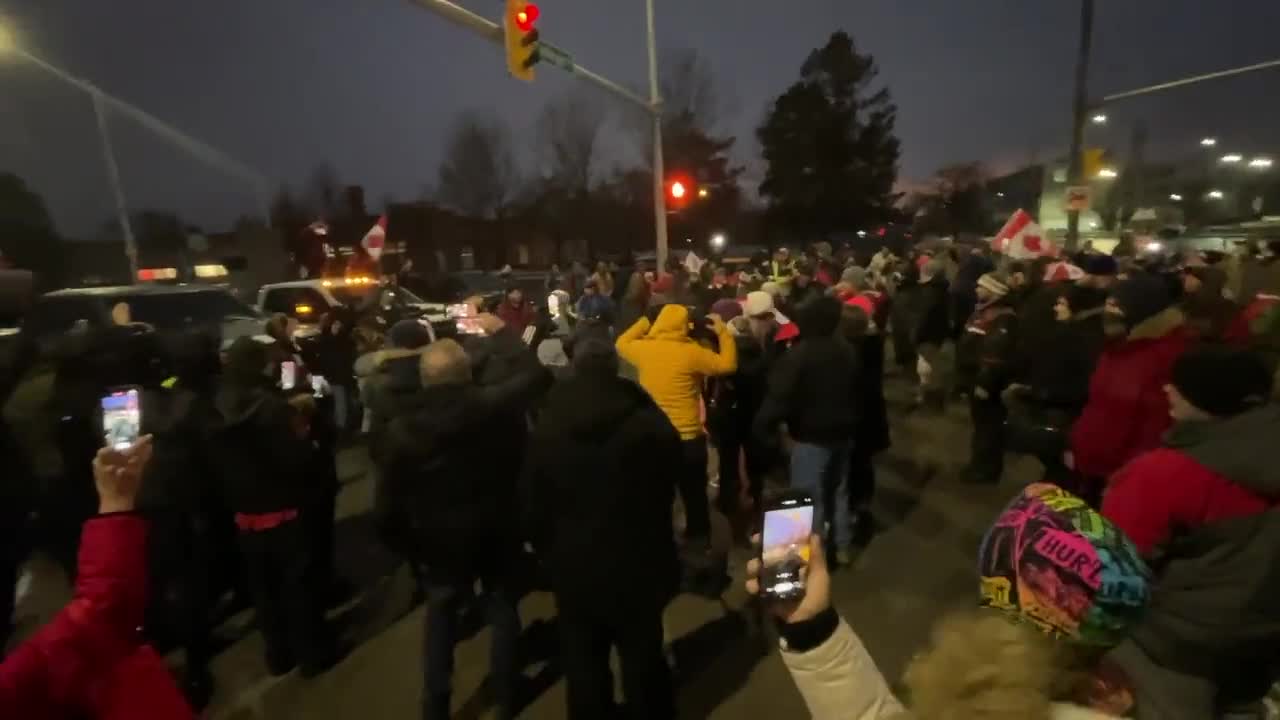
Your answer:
[504,0,541,82]
[669,180,687,201]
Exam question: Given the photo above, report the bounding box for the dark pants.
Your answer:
[678,438,711,543]
[968,395,1007,482]
[147,511,214,677]
[715,432,768,517]
[557,601,674,720]
[237,518,326,674]
[847,446,877,512]
[422,570,521,720]
[304,485,338,600]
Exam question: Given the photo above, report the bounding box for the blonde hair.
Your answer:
[419,339,472,387]
[903,611,1058,720]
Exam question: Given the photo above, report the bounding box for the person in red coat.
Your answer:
[1069,274,1190,503]
[1102,346,1279,556]
[494,285,536,338]
[0,436,195,720]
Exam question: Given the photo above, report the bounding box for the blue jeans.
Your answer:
[422,573,521,719]
[790,442,852,550]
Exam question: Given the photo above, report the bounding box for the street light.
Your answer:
[1200,137,1218,147]
[1169,193,1183,201]
[697,187,709,199]
[710,232,727,250]
[1091,113,1108,125]
[1097,167,1119,179]
[1249,157,1273,169]
[1220,153,1243,164]
[1207,190,1225,200]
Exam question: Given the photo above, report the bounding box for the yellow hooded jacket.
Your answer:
[616,305,738,440]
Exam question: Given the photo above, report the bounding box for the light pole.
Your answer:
[0,26,271,281]
[1065,0,1096,252]
[645,0,668,270]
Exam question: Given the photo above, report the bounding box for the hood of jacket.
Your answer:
[541,373,655,444]
[645,304,692,342]
[1164,404,1280,497]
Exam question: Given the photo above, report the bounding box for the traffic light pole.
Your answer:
[406,0,666,263]
[1064,0,1094,253]
[646,0,669,269]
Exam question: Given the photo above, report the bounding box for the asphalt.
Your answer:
[11,358,1044,719]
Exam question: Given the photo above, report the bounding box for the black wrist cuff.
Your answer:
[777,606,839,653]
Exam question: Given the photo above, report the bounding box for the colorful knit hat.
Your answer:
[978,483,1151,646]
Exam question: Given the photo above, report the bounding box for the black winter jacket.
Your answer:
[755,333,858,446]
[913,276,951,347]
[377,331,551,577]
[954,304,1019,394]
[213,381,312,515]
[522,372,682,614]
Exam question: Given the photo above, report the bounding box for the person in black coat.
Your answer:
[913,258,951,409]
[136,330,224,708]
[756,296,860,562]
[214,336,332,677]
[314,307,359,434]
[955,274,1019,484]
[376,320,551,720]
[522,338,681,720]
[838,296,890,544]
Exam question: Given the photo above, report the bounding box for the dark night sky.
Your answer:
[2,0,1280,237]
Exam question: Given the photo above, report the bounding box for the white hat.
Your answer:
[744,290,775,318]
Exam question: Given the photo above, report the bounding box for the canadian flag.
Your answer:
[992,209,1056,259]
[361,215,387,261]
[1043,260,1085,283]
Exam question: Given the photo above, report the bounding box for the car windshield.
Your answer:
[119,290,261,330]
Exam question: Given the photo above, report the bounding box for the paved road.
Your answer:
[10,362,1042,719]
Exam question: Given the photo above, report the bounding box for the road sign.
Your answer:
[540,42,574,73]
[1065,185,1091,212]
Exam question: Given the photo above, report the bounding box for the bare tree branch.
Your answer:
[436,110,519,219]
[536,89,606,195]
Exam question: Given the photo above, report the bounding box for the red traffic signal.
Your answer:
[669,180,687,200]
[514,3,539,32]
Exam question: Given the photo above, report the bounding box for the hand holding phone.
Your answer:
[280,360,297,391]
[747,531,831,624]
[101,388,141,450]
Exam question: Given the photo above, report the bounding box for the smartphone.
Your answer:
[280,360,297,391]
[759,492,815,601]
[311,374,326,398]
[101,387,141,450]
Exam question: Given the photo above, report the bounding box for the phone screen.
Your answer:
[101,388,141,450]
[281,360,297,390]
[760,498,814,601]
[446,303,473,319]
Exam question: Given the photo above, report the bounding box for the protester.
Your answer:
[0,437,197,719]
[786,261,823,311]
[591,261,615,298]
[495,285,536,337]
[523,337,680,719]
[214,336,333,678]
[912,256,951,410]
[756,296,858,563]
[616,305,737,550]
[950,246,993,341]
[376,322,550,720]
[1005,283,1106,489]
[1069,274,1190,503]
[574,278,615,326]
[745,483,1151,719]
[136,330,224,708]
[954,273,1018,484]
[314,307,359,434]
[837,293,889,544]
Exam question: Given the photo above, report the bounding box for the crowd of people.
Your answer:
[1,232,1279,719]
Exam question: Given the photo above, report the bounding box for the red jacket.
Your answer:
[1103,405,1280,556]
[495,300,536,336]
[1070,307,1189,479]
[0,515,194,720]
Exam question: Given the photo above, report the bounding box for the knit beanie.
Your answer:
[710,298,743,321]
[388,319,432,350]
[1108,274,1173,328]
[977,273,1010,298]
[1170,346,1273,417]
[979,483,1150,646]
[1081,253,1118,277]
[840,266,868,290]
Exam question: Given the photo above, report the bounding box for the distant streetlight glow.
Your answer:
[996,192,1005,198]
[1207,190,1225,200]
[1169,193,1183,202]
[1097,167,1119,179]
[1220,153,1243,164]
[1248,157,1273,169]
[697,187,709,199]
[1091,113,1108,125]
[1200,137,1217,147]
[710,232,727,249]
